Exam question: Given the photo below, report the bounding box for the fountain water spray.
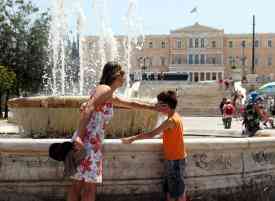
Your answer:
[46,0,144,96]
[122,0,144,95]
[48,0,68,95]
[75,0,86,95]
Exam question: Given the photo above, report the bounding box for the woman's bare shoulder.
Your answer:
[95,85,112,93]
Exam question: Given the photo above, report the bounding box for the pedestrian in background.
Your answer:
[222,99,235,129]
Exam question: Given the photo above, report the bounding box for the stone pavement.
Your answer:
[0,116,244,138]
[0,120,20,137]
[183,116,243,137]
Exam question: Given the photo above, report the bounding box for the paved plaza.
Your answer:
[183,116,243,137]
[0,116,244,138]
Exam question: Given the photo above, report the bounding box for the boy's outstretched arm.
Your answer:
[121,118,174,144]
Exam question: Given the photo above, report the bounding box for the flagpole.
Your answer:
[190,6,199,23]
[195,7,199,23]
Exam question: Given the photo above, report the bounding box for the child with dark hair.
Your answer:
[121,90,187,201]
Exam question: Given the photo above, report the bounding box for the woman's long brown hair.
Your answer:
[99,61,122,86]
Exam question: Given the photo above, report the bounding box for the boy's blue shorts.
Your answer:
[163,159,186,199]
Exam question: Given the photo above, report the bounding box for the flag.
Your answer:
[190,6,197,14]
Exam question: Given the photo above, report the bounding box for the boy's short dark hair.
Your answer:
[157,90,177,109]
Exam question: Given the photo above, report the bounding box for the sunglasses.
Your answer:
[156,102,168,107]
[115,70,125,78]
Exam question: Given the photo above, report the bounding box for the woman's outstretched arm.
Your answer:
[112,95,156,111]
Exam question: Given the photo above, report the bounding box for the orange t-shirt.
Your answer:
[162,113,187,160]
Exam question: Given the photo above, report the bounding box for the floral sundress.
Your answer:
[71,89,113,183]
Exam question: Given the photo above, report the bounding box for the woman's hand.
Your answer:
[74,136,84,151]
[80,102,88,113]
[121,137,134,144]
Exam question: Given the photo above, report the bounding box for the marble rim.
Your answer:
[8,96,89,108]
[8,96,153,109]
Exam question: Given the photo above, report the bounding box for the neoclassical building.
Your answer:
[131,22,275,82]
[83,22,275,82]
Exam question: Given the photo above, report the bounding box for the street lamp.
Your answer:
[240,42,247,80]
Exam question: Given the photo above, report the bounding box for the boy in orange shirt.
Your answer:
[121,90,187,201]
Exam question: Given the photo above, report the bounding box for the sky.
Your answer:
[31,0,275,35]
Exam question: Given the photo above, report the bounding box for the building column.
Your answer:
[199,72,202,81]
[189,72,193,82]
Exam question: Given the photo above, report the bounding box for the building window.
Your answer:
[175,55,182,64]
[212,41,216,48]
[228,41,233,48]
[149,41,153,48]
[206,72,211,80]
[194,72,199,82]
[189,54,193,64]
[268,40,272,48]
[212,72,217,80]
[176,40,182,49]
[218,72,223,80]
[212,58,216,64]
[254,57,259,65]
[200,54,205,64]
[195,55,199,64]
[195,38,199,48]
[189,38,193,48]
[255,40,259,48]
[268,57,272,66]
[161,41,166,48]
[241,40,246,48]
[201,38,205,48]
[228,56,236,65]
[160,57,166,66]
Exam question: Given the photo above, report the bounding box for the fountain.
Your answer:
[8,0,156,139]
[2,0,275,201]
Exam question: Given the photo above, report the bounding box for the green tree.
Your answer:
[0,0,49,96]
[25,12,50,94]
[0,66,16,118]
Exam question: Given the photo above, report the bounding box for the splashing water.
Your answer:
[48,0,68,95]
[46,0,144,96]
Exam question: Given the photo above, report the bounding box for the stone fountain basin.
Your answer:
[0,137,275,201]
[8,96,158,138]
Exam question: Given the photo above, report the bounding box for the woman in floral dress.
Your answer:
[68,61,156,201]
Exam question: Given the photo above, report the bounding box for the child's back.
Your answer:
[163,112,187,160]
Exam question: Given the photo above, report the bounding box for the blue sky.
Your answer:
[32,0,275,35]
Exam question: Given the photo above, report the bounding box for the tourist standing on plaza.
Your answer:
[222,99,235,129]
[68,61,157,201]
[121,90,187,201]
[219,97,227,115]
[232,90,244,120]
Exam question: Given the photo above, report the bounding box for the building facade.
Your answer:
[83,23,275,82]
[132,23,275,82]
